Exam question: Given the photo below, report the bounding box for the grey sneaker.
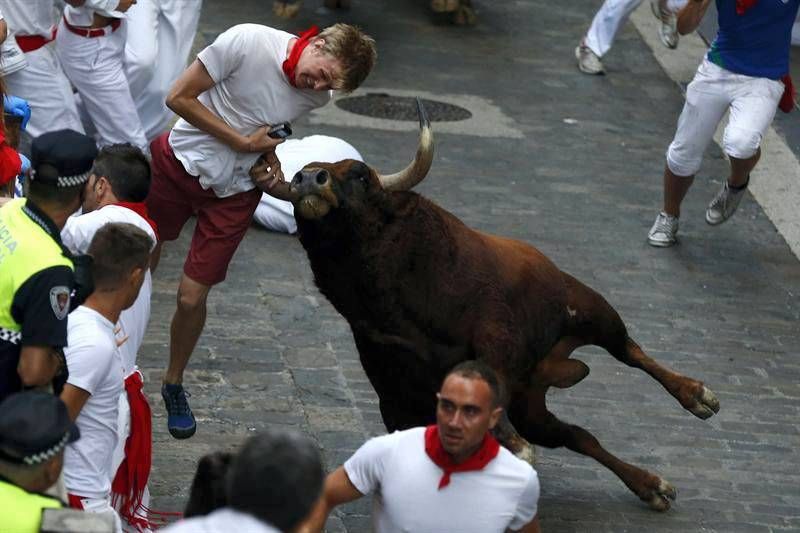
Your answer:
[648,212,679,247]
[650,0,679,49]
[705,181,747,225]
[575,41,604,75]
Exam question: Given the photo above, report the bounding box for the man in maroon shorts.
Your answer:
[147,22,376,438]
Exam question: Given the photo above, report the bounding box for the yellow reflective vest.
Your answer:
[0,199,73,333]
[0,479,63,533]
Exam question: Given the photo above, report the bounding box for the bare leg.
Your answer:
[164,274,211,385]
[728,149,759,188]
[663,165,694,217]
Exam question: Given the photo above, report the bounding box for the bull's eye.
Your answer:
[316,171,329,185]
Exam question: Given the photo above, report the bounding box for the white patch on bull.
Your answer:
[515,441,537,466]
[567,306,577,317]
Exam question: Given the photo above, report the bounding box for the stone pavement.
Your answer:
[141,1,800,531]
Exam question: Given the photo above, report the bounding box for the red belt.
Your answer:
[15,27,57,53]
[62,15,121,38]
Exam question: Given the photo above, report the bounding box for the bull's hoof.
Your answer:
[640,476,677,512]
[687,385,720,420]
[273,1,301,18]
[452,5,477,25]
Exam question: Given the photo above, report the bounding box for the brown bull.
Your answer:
[264,101,720,511]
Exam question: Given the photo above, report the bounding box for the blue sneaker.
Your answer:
[162,383,196,439]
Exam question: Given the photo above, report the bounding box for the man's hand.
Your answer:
[250,150,285,192]
[116,0,137,12]
[242,126,286,154]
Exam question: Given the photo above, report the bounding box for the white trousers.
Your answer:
[666,58,783,177]
[125,0,203,141]
[4,43,84,138]
[75,495,124,533]
[585,0,687,57]
[254,194,297,234]
[55,20,148,151]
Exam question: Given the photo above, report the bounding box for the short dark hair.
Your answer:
[26,180,83,209]
[444,360,505,407]
[88,223,152,291]
[184,451,234,518]
[226,430,323,531]
[90,144,151,202]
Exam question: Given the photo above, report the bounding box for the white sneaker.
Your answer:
[648,212,679,247]
[650,0,679,49]
[575,41,604,75]
[705,180,747,225]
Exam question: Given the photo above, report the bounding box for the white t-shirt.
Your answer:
[344,427,540,533]
[1,0,55,37]
[61,205,156,374]
[254,135,363,233]
[63,0,125,26]
[162,508,280,533]
[63,306,124,500]
[169,24,332,198]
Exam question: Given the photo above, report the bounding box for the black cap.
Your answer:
[30,129,98,188]
[0,391,79,466]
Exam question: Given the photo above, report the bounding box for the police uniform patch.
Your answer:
[49,286,70,320]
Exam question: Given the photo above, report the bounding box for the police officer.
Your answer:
[0,390,80,532]
[0,129,97,402]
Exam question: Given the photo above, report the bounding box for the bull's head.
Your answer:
[267,99,434,220]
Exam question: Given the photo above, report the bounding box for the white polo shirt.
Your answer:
[169,24,332,198]
[162,508,280,533]
[62,205,157,374]
[344,427,540,533]
[63,305,124,500]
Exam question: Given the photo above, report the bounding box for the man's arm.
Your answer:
[60,384,90,421]
[17,345,61,387]
[298,467,365,533]
[677,0,712,35]
[166,59,284,155]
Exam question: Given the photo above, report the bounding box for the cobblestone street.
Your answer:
[141,1,800,531]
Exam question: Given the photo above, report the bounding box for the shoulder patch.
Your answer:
[49,286,71,320]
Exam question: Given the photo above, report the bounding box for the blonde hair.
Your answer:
[318,24,377,92]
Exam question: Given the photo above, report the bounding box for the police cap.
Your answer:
[0,391,79,466]
[30,129,98,188]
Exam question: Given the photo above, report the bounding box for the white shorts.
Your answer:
[666,58,784,177]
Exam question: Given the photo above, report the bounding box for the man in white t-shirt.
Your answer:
[59,223,153,529]
[303,361,542,533]
[145,22,376,440]
[0,0,84,139]
[61,144,157,531]
[253,135,363,234]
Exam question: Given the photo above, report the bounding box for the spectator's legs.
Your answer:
[56,21,148,151]
[126,0,203,140]
[584,0,644,57]
[4,45,84,139]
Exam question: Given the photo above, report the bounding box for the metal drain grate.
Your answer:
[336,94,472,122]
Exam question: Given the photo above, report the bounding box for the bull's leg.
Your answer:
[512,392,677,511]
[561,272,720,419]
[273,0,301,18]
[492,411,536,465]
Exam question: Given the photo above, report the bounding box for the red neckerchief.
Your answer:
[424,425,500,490]
[111,371,153,530]
[282,26,320,88]
[114,201,160,241]
[736,0,757,15]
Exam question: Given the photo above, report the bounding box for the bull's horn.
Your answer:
[377,98,434,191]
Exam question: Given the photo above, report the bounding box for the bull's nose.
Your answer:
[292,168,330,189]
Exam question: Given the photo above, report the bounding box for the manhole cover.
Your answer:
[336,94,472,122]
